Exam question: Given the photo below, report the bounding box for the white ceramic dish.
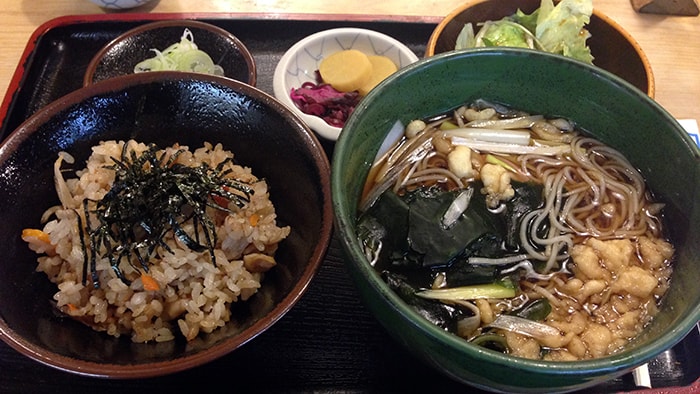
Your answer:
[273,28,420,141]
[89,0,154,9]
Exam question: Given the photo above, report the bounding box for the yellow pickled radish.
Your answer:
[318,49,372,92]
[358,55,398,96]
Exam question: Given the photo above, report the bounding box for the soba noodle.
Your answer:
[358,100,673,361]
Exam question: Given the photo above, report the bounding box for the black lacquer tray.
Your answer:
[0,13,697,393]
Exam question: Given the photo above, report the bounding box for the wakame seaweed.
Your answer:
[383,271,465,331]
[359,181,548,299]
[357,187,410,265]
[360,182,545,270]
[407,186,497,267]
[80,143,254,288]
[442,256,499,287]
[512,298,552,321]
[503,182,545,249]
[359,185,500,271]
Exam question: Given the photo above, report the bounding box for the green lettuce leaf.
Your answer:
[532,0,594,64]
[478,20,534,48]
[454,0,594,64]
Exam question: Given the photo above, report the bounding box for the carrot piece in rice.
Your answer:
[141,273,161,291]
[22,228,51,244]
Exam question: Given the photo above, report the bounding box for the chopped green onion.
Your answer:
[468,254,529,266]
[465,115,543,129]
[450,136,571,155]
[487,314,561,339]
[470,333,509,352]
[439,120,460,130]
[134,28,224,76]
[443,128,531,145]
[441,188,474,229]
[486,154,518,173]
[416,281,516,300]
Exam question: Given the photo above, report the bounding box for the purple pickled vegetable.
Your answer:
[290,82,361,128]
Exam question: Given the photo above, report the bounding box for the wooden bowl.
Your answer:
[426,0,654,96]
[84,20,256,87]
[0,72,332,378]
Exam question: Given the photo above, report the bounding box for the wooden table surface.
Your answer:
[0,0,699,121]
[0,1,698,393]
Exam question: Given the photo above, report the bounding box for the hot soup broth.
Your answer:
[357,100,674,361]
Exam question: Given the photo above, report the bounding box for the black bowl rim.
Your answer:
[82,19,257,87]
[0,71,333,378]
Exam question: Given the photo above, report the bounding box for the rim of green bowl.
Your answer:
[332,47,700,378]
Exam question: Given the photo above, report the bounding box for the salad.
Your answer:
[455,0,594,64]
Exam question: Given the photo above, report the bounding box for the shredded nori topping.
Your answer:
[79,143,254,288]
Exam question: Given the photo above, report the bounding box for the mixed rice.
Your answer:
[22,140,290,343]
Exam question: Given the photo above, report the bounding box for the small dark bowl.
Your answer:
[83,20,256,86]
[0,71,332,378]
[426,0,654,97]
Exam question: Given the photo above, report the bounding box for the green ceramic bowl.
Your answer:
[331,48,700,393]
